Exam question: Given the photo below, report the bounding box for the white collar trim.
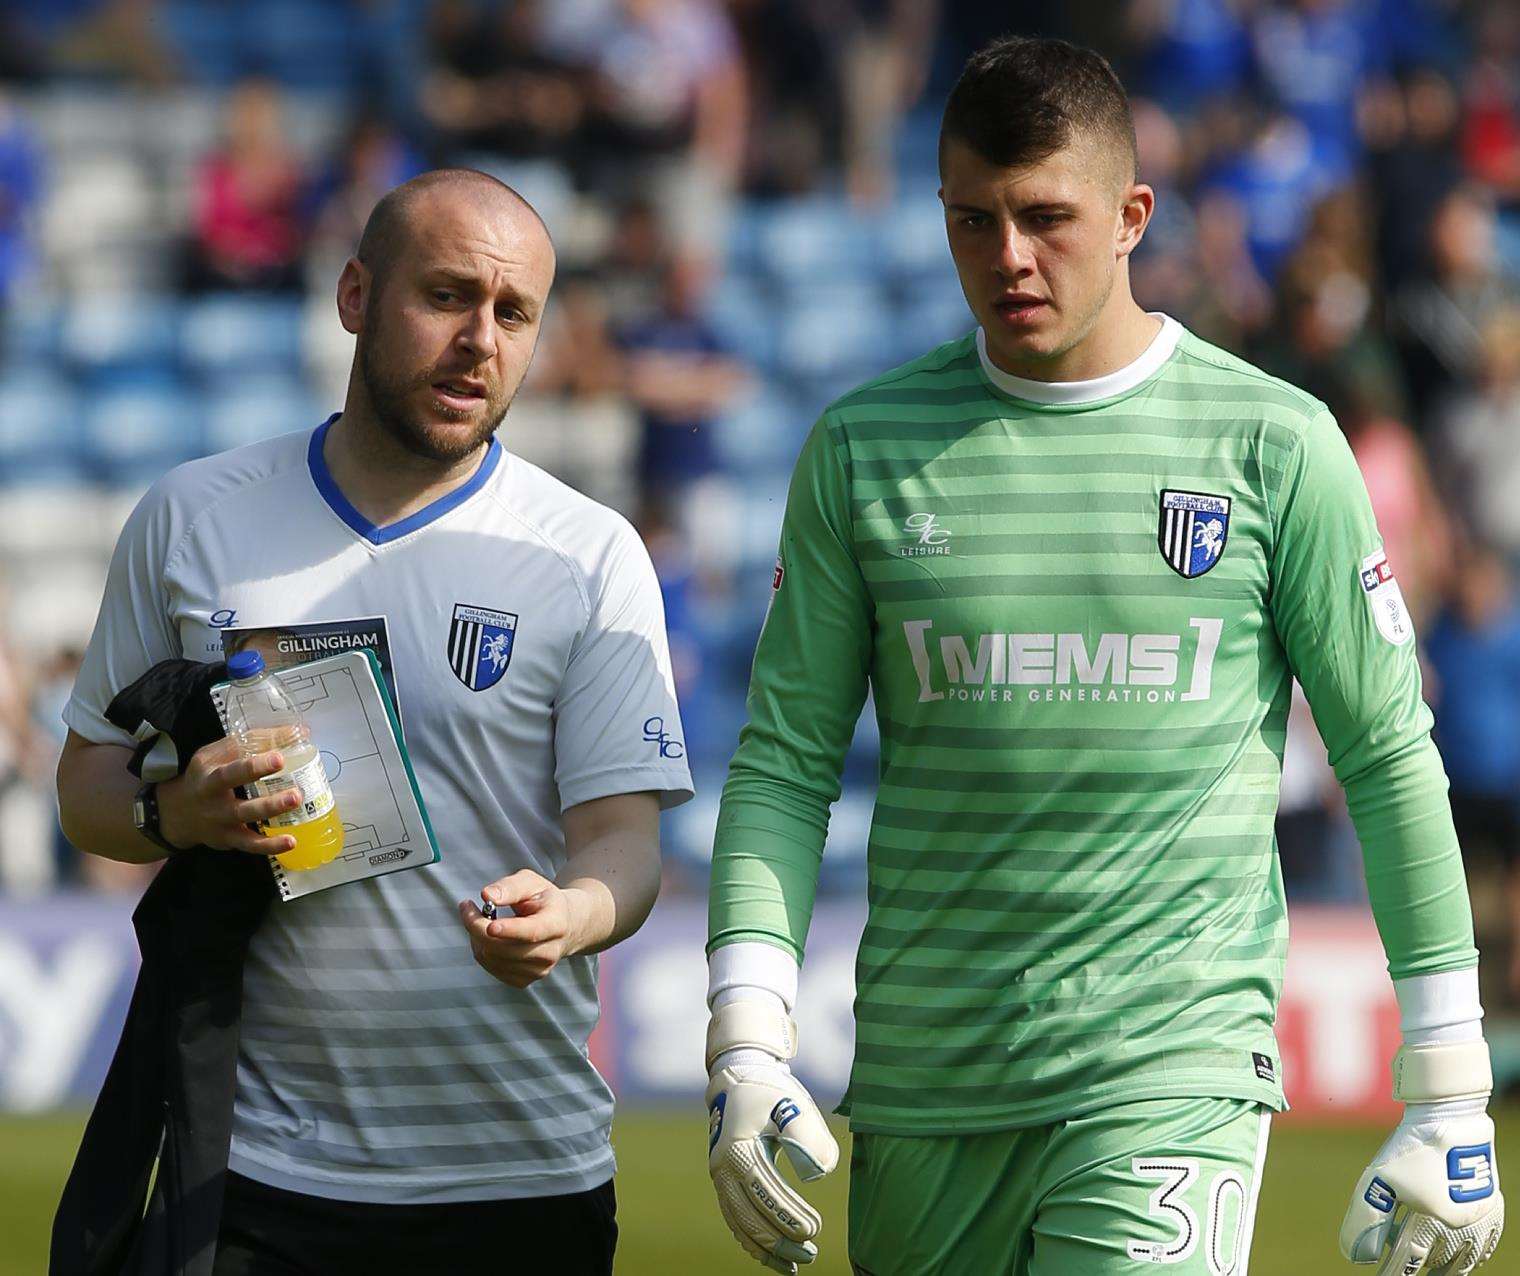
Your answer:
[976,314,1182,405]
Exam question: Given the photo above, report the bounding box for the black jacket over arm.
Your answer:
[51,659,274,1276]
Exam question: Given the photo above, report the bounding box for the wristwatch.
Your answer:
[132,780,179,854]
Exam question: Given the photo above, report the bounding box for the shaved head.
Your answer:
[356,168,553,293]
[336,167,558,466]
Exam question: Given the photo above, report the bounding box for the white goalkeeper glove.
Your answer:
[705,999,840,1274]
[1340,1038,1505,1274]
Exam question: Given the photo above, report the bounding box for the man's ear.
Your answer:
[1116,183,1156,259]
[336,257,370,336]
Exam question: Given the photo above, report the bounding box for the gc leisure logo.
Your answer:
[900,512,951,557]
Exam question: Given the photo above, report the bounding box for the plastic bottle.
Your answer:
[224,650,344,871]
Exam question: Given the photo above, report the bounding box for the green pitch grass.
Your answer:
[9,1107,1517,1274]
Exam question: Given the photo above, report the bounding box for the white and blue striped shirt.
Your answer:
[66,419,692,1201]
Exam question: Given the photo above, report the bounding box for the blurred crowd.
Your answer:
[0,0,1516,994]
[1119,0,1520,1001]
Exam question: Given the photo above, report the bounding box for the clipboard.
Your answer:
[211,648,440,901]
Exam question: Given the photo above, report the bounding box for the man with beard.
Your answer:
[55,169,692,1275]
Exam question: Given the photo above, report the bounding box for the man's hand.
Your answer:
[706,1000,839,1274]
[1341,1041,1505,1274]
[458,870,581,988]
[460,795,662,987]
[156,736,302,856]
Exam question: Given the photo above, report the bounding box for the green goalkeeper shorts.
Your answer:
[847,1096,1271,1275]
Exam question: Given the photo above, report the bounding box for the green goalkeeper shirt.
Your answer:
[708,318,1478,1134]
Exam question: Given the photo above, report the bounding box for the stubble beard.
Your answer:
[985,263,1118,375]
[1048,261,1121,365]
[356,322,514,465]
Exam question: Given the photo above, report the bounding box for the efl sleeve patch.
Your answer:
[1359,549,1414,646]
[763,556,784,627]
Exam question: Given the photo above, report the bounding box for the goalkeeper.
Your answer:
[704,34,1505,1276]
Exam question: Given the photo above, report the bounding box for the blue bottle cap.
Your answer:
[226,650,266,680]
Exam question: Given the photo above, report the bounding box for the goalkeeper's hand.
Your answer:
[1340,1040,1505,1275]
[705,1000,840,1274]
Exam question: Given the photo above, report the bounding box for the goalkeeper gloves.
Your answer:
[706,999,840,1274]
[1340,1038,1505,1274]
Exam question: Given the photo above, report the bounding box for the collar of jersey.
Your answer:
[975,313,1182,407]
[307,413,503,546]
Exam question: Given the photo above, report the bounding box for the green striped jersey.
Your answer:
[709,318,1476,1134]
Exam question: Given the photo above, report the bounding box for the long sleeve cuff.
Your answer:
[1395,967,1484,1046]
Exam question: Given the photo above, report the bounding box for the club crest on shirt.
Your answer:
[1158,489,1231,579]
[448,603,517,691]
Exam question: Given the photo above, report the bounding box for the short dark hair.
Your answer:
[940,36,1137,184]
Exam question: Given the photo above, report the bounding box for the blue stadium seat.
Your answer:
[1,301,62,366]
[732,475,793,569]
[0,482,110,563]
[0,370,87,482]
[749,197,878,287]
[895,108,943,184]
[244,0,362,93]
[705,272,779,370]
[160,2,243,86]
[774,281,890,380]
[882,196,952,286]
[891,283,974,363]
[164,0,365,91]
[60,295,181,379]
[711,386,811,471]
[180,294,306,378]
[205,373,321,453]
[725,202,767,277]
[81,373,205,484]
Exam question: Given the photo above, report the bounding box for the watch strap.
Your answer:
[133,780,178,853]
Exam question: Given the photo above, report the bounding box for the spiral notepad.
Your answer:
[210,648,440,901]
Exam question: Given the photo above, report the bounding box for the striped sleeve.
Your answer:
[708,416,873,961]
[1269,411,1478,979]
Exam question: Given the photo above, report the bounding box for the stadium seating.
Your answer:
[710,385,810,471]
[42,155,164,294]
[160,0,363,94]
[59,295,180,379]
[180,294,308,378]
[0,370,85,482]
[81,372,204,484]
[204,372,321,453]
[0,80,965,883]
[705,270,779,371]
[0,483,107,561]
[735,196,879,286]
[774,280,891,381]
[881,195,954,286]
[4,553,110,653]
[241,0,364,94]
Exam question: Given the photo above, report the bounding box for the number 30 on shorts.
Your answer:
[1125,1158,1251,1272]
